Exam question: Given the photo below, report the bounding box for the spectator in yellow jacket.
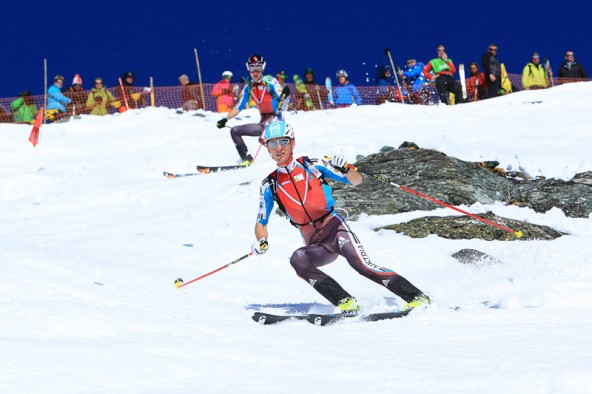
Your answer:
[86,78,117,115]
[522,52,548,90]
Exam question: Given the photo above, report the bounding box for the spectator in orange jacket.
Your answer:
[211,71,236,112]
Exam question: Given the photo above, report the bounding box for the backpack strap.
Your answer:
[267,157,333,227]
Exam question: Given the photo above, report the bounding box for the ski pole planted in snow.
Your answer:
[175,252,253,288]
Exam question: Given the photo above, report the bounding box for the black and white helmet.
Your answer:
[246,55,266,71]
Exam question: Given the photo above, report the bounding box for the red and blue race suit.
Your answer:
[257,156,424,306]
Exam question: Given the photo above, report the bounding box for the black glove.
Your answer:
[216,118,228,129]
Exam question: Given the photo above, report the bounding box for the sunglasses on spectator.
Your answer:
[95,81,103,85]
[249,65,263,72]
[266,138,291,148]
[489,48,497,52]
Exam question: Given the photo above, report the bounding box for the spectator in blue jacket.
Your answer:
[47,75,72,114]
[333,69,362,107]
[400,58,427,92]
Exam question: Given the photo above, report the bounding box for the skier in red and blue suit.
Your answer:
[216,55,287,165]
[251,120,430,314]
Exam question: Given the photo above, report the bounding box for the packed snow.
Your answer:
[1,83,592,393]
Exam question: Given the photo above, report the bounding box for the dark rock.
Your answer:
[451,249,502,265]
[375,212,565,240]
[331,148,592,220]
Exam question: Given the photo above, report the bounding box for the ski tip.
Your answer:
[163,172,176,178]
[174,278,184,288]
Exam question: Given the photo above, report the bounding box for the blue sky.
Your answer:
[2,0,589,96]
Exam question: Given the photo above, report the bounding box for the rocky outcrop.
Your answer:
[330,145,590,241]
[332,147,592,220]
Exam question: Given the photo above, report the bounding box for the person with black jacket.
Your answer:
[558,51,589,84]
[481,44,502,99]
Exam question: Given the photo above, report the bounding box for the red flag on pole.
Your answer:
[29,106,44,147]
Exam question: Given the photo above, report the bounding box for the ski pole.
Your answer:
[385,48,406,104]
[324,156,522,238]
[174,252,253,288]
[362,170,523,238]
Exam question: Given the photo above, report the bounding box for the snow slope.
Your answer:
[1,83,592,393]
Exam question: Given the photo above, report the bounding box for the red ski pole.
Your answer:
[175,252,253,288]
[363,171,523,238]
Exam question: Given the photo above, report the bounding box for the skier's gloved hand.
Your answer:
[251,238,269,255]
[216,118,228,129]
[330,155,350,174]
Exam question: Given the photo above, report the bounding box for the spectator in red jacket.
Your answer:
[211,71,236,112]
[466,62,486,101]
[422,44,463,105]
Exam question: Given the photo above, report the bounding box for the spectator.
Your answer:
[302,67,327,109]
[558,51,589,84]
[333,69,362,107]
[276,70,288,88]
[211,71,236,113]
[215,54,287,165]
[116,71,145,111]
[400,58,427,93]
[481,44,502,99]
[178,74,202,111]
[466,62,486,100]
[522,52,548,90]
[65,74,89,115]
[375,65,394,104]
[423,44,463,105]
[86,77,116,115]
[47,75,71,119]
[11,90,38,124]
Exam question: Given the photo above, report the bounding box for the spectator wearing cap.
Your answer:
[65,74,90,115]
[211,71,236,112]
[522,52,548,90]
[178,74,202,111]
[333,69,362,107]
[375,65,396,104]
[47,75,72,116]
[86,77,116,116]
[116,71,146,111]
[558,51,589,84]
[302,67,327,109]
[10,90,38,123]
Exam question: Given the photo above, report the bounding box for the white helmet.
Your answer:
[222,71,233,78]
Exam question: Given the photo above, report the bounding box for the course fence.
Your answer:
[0,74,588,124]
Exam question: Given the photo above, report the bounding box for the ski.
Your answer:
[459,64,468,101]
[252,310,410,326]
[252,312,309,325]
[325,77,334,106]
[195,164,251,173]
[163,171,204,178]
[307,310,410,326]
